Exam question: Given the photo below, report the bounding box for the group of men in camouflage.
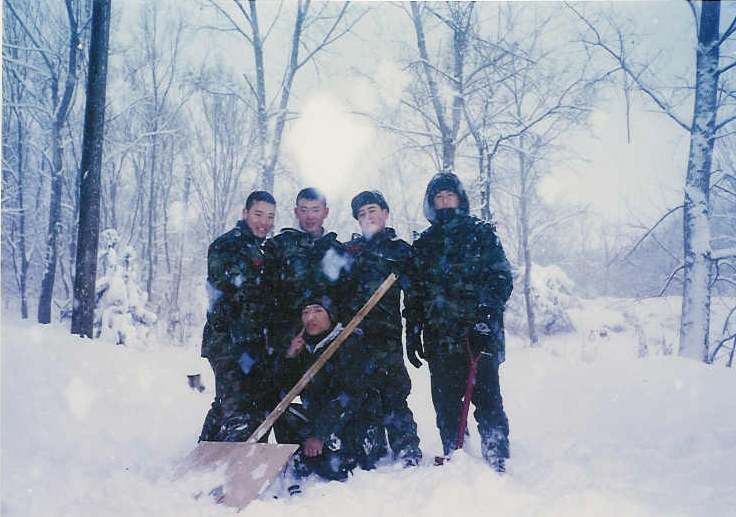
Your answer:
[199,172,513,486]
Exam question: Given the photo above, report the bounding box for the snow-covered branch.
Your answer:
[711,247,736,261]
[623,205,684,263]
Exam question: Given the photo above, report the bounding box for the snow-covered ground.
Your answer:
[2,298,735,517]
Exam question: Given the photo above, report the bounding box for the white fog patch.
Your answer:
[206,281,223,312]
[322,248,349,281]
[65,378,98,421]
[285,93,375,199]
[232,273,245,288]
[239,352,256,374]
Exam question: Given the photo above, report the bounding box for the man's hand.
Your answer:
[469,310,501,356]
[304,437,323,457]
[406,322,424,369]
[286,328,306,358]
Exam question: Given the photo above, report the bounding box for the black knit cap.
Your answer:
[351,190,389,219]
[298,292,338,323]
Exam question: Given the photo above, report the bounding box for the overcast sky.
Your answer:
[113,1,733,232]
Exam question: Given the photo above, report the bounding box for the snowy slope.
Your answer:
[1,303,734,517]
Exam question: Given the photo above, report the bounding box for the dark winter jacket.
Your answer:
[263,228,351,345]
[278,326,382,444]
[201,220,268,362]
[406,173,513,358]
[345,228,412,340]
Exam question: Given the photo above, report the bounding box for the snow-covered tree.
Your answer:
[95,229,157,346]
[570,2,736,362]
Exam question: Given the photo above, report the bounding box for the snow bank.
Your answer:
[1,309,734,517]
[506,263,579,336]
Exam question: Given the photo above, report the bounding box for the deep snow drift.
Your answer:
[1,297,734,517]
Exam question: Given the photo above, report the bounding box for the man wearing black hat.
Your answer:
[275,295,386,484]
[344,191,423,467]
[405,172,513,473]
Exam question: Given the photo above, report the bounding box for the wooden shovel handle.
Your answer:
[246,273,398,444]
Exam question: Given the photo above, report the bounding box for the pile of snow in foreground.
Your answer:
[1,306,734,517]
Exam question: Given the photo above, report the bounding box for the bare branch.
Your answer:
[717,59,736,77]
[3,0,54,73]
[712,247,736,261]
[206,0,253,45]
[659,265,685,296]
[623,204,684,262]
[568,2,692,132]
[687,0,699,37]
[719,13,736,45]
[716,111,736,132]
[262,0,284,44]
[296,3,368,71]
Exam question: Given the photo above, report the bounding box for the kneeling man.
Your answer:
[276,295,386,483]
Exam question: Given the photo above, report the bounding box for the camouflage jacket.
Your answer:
[201,220,267,361]
[263,228,351,344]
[344,228,412,340]
[405,213,513,348]
[278,326,381,444]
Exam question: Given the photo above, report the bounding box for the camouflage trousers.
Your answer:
[274,401,386,481]
[425,342,509,462]
[198,357,272,442]
[373,340,422,464]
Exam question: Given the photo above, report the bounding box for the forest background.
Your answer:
[2,0,735,364]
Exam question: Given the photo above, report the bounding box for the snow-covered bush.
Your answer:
[94,229,157,346]
[505,263,579,336]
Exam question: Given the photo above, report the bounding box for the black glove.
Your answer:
[405,322,425,369]
[469,309,502,356]
[469,321,492,356]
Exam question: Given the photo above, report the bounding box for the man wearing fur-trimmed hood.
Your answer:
[404,171,513,472]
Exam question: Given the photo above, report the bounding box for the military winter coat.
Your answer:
[406,174,513,358]
[278,326,381,444]
[263,228,350,342]
[201,220,267,361]
[344,228,412,339]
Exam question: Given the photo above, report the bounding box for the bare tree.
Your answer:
[570,1,736,362]
[5,0,85,323]
[204,0,367,192]
[122,0,188,304]
[2,6,34,318]
[187,80,257,241]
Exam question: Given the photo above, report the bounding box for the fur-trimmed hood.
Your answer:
[423,172,470,224]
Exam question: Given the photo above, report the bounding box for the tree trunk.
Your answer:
[171,169,190,310]
[248,1,270,192]
[38,0,79,324]
[71,0,111,338]
[518,136,539,347]
[38,119,66,324]
[16,117,29,319]
[264,2,307,194]
[147,128,157,302]
[679,2,720,362]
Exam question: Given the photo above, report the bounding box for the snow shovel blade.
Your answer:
[176,274,398,509]
[175,441,298,509]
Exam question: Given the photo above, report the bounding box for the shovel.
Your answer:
[175,273,398,509]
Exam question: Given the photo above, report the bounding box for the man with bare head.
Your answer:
[263,188,351,357]
[199,190,277,442]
